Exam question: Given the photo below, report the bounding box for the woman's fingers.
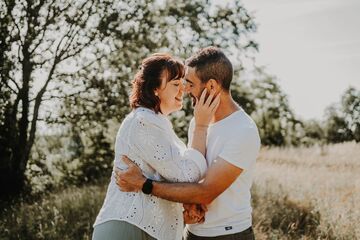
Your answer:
[199,88,207,105]
[193,96,199,107]
[204,90,215,106]
[210,94,221,112]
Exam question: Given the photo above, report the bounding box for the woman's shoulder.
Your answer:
[133,107,171,130]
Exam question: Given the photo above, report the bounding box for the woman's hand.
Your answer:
[193,89,221,128]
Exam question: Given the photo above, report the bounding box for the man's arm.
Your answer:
[116,156,243,204]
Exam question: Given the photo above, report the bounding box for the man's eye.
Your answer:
[174,83,180,87]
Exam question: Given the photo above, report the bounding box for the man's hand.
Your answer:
[115,156,146,192]
[183,204,207,224]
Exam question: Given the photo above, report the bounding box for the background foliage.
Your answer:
[0,0,359,239]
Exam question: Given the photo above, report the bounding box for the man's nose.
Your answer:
[179,84,185,94]
[178,81,184,92]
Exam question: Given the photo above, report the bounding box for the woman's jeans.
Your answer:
[92,220,156,240]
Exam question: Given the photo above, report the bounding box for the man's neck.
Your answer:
[212,93,240,124]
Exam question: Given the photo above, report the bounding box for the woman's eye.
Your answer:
[174,83,180,87]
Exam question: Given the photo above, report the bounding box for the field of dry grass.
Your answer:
[252,142,360,239]
[1,142,358,239]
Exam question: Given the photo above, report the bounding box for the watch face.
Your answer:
[142,179,153,194]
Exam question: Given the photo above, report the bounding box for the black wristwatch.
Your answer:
[142,178,153,195]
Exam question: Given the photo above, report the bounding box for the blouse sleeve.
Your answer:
[128,114,207,183]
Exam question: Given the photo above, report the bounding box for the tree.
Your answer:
[0,0,113,196]
[301,119,325,146]
[57,0,258,181]
[324,87,360,143]
[249,68,302,146]
[341,87,360,142]
[1,0,259,193]
[324,105,352,143]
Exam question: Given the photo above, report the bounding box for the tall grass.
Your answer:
[0,184,107,240]
[0,142,358,239]
[252,142,360,239]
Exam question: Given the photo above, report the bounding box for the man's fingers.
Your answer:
[199,204,208,212]
[188,210,201,219]
[115,177,134,192]
[115,170,121,181]
[115,170,128,184]
[197,216,205,224]
[115,171,123,183]
[121,155,135,166]
[183,204,192,211]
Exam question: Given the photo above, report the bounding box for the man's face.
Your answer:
[183,67,206,106]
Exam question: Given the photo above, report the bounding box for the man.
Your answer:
[116,47,260,240]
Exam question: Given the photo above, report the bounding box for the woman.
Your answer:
[92,53,220,240]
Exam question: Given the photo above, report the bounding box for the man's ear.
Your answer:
[206,79,221,93]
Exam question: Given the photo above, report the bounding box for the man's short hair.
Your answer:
[185,47,233,91]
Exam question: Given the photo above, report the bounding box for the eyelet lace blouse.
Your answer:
[93,107,207,240]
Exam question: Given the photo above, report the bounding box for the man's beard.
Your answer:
[190,87,208,107]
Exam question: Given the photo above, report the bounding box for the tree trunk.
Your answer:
[0,107,24,198]
[1,43,34,198]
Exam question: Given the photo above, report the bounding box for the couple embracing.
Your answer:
[92,47,260,240]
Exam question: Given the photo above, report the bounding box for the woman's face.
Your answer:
[156,72,184,115]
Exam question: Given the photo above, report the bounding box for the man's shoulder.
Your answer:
[221,111,260,143]
[224,110,258,131]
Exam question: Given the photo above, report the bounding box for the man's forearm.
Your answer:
[151,181,214,205]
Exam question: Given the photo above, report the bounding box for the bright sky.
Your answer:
[240,0,360,120]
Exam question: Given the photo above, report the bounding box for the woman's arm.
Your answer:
[190,89,220,156]
[129,115,206,183]
[127,90,220,183]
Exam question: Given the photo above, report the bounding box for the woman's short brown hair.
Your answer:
[130,53,185,113]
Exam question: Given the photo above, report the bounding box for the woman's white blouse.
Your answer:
[93,107,207,240]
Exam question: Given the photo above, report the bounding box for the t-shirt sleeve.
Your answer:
[129,115,207,183]
[218,127,260,170]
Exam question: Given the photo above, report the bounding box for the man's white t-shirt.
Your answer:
[186,108,261,237]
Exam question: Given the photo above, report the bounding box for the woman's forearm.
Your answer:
[190,125,208,156]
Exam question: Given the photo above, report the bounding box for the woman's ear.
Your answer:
[154,88,159,96]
